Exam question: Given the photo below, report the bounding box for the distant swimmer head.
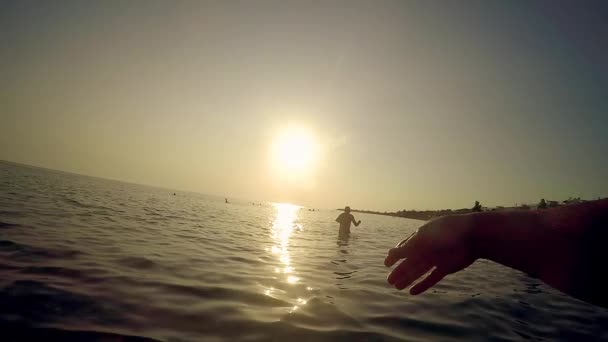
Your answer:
[345,206,351,213]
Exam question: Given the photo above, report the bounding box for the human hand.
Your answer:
[384,215,478,294]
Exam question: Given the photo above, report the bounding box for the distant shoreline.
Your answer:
[336,208,462,221]
[338,198,598,221]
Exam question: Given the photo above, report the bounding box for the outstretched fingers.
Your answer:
[409,267,446,295]
[388,256,434,289]
[384,232,419,267]
[395,265,434,290]
[385,247,405,267]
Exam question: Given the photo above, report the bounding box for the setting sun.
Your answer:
[271,128,319,175]
[4,2,608,341]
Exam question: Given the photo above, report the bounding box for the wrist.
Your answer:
[468,212,488,260]
[468,210,543,262]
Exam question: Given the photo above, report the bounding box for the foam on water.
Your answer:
[1,160,608,341]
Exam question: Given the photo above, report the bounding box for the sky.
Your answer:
[2,1,608,211]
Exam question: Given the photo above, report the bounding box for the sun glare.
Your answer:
[271,128,318,174]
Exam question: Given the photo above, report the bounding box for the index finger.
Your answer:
[384,243,415,267]
[384,232,416,267]
[396,231,416,248]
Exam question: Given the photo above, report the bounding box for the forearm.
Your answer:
[472,210,576,290]
[471,200,608,306]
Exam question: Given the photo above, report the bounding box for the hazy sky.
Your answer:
[2,1,608,210]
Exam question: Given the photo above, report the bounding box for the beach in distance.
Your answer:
[2,161,608,341]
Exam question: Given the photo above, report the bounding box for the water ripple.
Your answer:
[2,161,608,341]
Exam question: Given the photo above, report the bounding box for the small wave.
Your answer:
[0,221,21,229]
[226,255,262,265]
[0,325,161,342]
[0,280,104,324]
[20,266,85,279]
[0,240,27,251]
[117,256,158,270]
[367,314,471,340]
[0,240,82,261]
[63,197,88,207]
[157,282,291,307]
[0,261,20,271]
[0,210,26,218]
[334,270,356,280]
[62,197,116,213]
[279,297,363,331]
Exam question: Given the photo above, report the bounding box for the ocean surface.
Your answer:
[1,160,608,341]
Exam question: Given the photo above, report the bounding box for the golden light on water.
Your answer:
[287,275,300,284]
[289,297,307,313]
[269,202,301,285]
[263,202,310,314]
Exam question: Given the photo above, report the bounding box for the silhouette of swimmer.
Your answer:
[336,206,361,235]
[225,198,229,204]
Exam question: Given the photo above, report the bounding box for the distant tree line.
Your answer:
[339,196,603,221]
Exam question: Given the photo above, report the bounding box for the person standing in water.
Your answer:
[336,206,361,235]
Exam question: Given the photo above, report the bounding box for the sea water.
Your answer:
[1,161,607,341]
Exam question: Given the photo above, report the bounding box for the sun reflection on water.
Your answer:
[262,202,309,313]
[269,203,301,284]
